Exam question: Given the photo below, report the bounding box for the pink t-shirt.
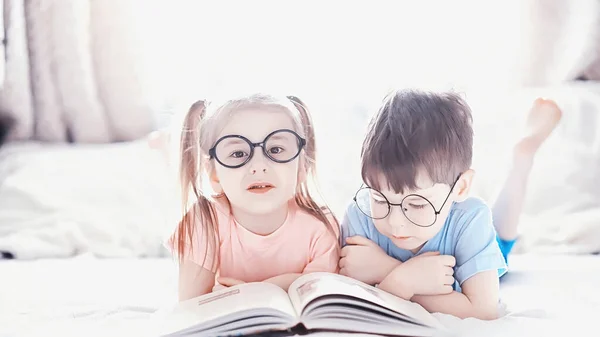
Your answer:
[167,199,340,282]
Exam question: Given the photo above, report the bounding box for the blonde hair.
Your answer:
[174,93,339,270]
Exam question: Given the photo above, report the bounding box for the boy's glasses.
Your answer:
[208,129,306,169]
[353,175,461,227]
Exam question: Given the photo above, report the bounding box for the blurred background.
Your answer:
[0,0,599,273]
[1,1,600,335]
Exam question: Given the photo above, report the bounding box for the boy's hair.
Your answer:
[361,89,473,193]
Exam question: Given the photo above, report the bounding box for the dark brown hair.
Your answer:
[361,89,473,193]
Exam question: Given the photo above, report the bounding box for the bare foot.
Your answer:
[514,97,563,160]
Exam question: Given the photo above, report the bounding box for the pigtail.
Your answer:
[287,96,340,238]
[175,100,219,272]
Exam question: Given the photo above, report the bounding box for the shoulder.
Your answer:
[446,197,493,232]
[342,200,371,226]
[293,205,335,235]
[178,196,231,240]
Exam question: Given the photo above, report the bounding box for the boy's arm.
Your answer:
[408,204,505,319]
[410,270,500,320]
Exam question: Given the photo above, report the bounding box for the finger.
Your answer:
[345,236,374,246]
[441,285,453,294]
[441,255,456,267]
[444,275,455,286]
[212,284,226,292]
[340,246,349,257]
[217,277,245,287]
[339,257,347,269]
[419,251,440,257]
[339,267,348,276]
[445,266,454,276]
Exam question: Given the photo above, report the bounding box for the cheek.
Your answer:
[415,221,444,239]
[215,167,243,191]
[276,163,299,190]
[372,219,389,233]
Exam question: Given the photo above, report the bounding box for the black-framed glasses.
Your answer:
[208,129,307,169]
[353,175,462,227]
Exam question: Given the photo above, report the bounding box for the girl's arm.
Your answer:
[178,259,216,301]
[263,273,303,291]
[260,226,340,291]
[410,270,500,320]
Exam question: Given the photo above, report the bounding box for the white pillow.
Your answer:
[0,140,179,259]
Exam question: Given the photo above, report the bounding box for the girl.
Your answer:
[165,93,340,301]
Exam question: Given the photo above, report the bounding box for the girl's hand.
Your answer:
[339,236,400,285]
[213,277,245,292]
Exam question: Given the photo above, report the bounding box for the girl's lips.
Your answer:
[247,186,274,194]
[247,182,275,194]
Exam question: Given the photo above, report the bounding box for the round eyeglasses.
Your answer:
[208,129,307,169]
[353,175,461,227]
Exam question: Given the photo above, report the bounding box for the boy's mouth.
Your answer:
[246,182,275,194]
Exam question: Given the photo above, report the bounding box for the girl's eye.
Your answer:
[269,146,284,154]
[372,198,387,205]
[230,151,247,158]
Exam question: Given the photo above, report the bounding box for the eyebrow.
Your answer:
[267,134,292,142]
[221,139,246,146]
[376,186,438,201]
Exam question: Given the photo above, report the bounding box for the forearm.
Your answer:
[263,273,303,291]
[411,292,497,320]
[376,264,412,301]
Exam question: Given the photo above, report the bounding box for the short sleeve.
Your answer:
[164,205,217,270]
[340,202,371,247]
[303,227,340,274]
[453,206,508,285]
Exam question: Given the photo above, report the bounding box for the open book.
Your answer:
[157,272,446,337]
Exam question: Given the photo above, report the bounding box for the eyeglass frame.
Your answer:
[353,174,462,227]
[208,128,307,169]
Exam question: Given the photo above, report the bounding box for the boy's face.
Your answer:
[366,170,472,253]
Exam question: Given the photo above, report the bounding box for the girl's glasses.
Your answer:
[209,129,306,169]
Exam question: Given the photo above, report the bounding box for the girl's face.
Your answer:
[209,107,304,216]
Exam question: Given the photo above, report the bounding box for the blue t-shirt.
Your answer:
[340,196,508,292]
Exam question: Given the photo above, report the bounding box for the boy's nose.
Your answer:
[388,208,409,232]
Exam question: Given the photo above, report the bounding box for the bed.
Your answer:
[1,253,598,337]
[1,83,600,336]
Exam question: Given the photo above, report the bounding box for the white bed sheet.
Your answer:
[1,253,598,337]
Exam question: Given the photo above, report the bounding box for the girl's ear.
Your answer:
[453,169,475,202]
[205,160,223,195]
[297,155,308,185]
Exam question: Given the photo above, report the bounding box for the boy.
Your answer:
[339,89,562,320]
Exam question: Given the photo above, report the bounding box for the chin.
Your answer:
[243,199,289,215]
[390,237,425,251]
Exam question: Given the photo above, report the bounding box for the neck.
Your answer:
[230,201,290,236]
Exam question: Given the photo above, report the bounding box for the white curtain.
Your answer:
[0,0,164,143]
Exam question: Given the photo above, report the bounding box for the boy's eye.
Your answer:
[372,197,387,205]
[408,203,427,210]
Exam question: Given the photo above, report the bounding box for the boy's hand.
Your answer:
[384,251,455,299]
[213,277,245,292]
[339,236,401,285]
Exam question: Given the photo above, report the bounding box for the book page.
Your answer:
[158,282,297,336]
[288,272,440,329]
